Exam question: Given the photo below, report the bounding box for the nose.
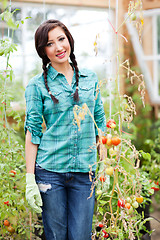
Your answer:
[55,42,63,51]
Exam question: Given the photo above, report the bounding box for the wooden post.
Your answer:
[117,0,130,95]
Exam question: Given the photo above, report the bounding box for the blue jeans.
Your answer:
[35,164,95,240]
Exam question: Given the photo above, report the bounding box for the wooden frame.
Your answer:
[11,0,160,10]
[143,0,160,10]
[12,0,116,9]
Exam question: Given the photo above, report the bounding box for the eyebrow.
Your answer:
[48,34,65,42]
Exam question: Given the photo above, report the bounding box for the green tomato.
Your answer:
[109,148,117,156]
[131,196,136,203]
[105,166,114,176]
[103,158,110,165]
[126,197,131,203]
[132,201,139,209]
[128,206,133,214]
[96,189,102,195]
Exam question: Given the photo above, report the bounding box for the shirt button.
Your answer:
[75,131,77,133]
[73,157,75,159]
[74,144,77,146]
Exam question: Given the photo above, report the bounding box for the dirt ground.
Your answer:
[150,197,160,240]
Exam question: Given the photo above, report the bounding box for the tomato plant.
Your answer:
[77,2,155,239]
[0,5,43,239]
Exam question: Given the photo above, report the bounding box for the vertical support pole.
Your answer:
[21,5,28,87]
[43,0,46,21]
[8,0,12,38]
[108,0,112,120]
[152,15,158,97]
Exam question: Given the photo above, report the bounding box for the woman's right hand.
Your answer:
[26,173,42,213]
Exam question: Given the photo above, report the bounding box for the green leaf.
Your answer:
[98,207,104,215]
[99,200,108,205]
[139,150,151,161]
[149,189,154,194]
[139,217,153,230]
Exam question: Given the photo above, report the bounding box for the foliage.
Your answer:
[0,4,42,239]
[142,128,160,203]
[122,39,160,206]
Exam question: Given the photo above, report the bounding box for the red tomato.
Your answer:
[102,229,109,238]
[4,201,10,206]
[99,223,104,228]
[9,170,16,177]
[125,202,131,209]
[111,137,121,146]
[7,226,15,233]
[151,181,160,191]
[151,187,160,191]
[4,220,10,226]
[117,199,125,208]
[106,119,116,129]
[99,175,106,182]
[102,136,107,144]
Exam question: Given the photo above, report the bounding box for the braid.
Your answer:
[42,59,59,104]
[70,52,79,102]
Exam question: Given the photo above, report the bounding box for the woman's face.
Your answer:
[45,26,71,67]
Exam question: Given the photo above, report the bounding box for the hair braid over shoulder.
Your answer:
[42,59,59,104]
[70,52,79,102]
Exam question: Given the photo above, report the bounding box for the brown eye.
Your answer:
[59,37,65,41]
[46,42,53,47]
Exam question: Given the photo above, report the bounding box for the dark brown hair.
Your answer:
[35,19,79,103]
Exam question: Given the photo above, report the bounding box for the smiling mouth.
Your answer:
[56,51,66,58]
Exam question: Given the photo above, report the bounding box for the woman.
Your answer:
[25,19,106,240]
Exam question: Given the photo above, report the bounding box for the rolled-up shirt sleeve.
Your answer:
[24,81,43,145]
[94,75,106,136]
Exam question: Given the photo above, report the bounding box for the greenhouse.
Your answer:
[0,0,160,239]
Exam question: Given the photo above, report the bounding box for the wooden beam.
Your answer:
[12,0,116,8]
[143,0,160,10]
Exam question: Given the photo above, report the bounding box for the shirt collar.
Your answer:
[78,69,88,77]
[47,64,59,80]
[47,63,88,81]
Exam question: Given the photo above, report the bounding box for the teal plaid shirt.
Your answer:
[24,64,106,172]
